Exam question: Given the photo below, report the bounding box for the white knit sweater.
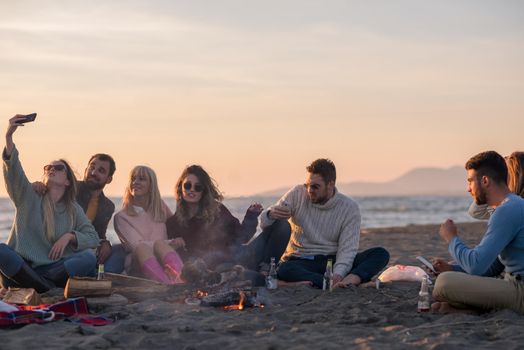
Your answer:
[260,185,361,277]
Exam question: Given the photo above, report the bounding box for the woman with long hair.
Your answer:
[0,115,99,292]
[506,151,524,197]
[114,166,183,284]
[166,165,263,269]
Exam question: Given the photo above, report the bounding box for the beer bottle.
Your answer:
[97,264,105,280]
[266,257,278,290]
[323,259,333,291]
[417,275,430,312]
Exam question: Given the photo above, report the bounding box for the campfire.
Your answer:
[181,259,265,311]
[223,291,246,311]
[185,288,264,311]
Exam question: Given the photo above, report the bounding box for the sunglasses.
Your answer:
[304,183,321,190]
[44,164,66,172]
[183,182,204,193]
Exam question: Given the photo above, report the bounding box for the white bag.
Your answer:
[377,265,431,284]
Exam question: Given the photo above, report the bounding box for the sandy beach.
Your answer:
[2,221,524,349]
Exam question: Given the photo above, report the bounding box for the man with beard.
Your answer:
[76,154,123,272]
[258,158,389,288]
[433,151,524,313]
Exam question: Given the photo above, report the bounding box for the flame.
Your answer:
[223,291,246,311]
[196,290,208,298]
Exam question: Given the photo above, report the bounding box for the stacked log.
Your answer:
[64,277,112,298]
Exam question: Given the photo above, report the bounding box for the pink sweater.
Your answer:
[114,201,172,271]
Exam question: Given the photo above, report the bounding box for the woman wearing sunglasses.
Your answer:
[0,115,99,292]
[113,166,183,284]
[166,165,263,272]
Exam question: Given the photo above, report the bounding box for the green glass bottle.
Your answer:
[323,259,333,291]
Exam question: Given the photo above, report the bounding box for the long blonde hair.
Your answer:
[174,165,223,227]
[122,165,166,222]
[42,159,77,242]
[507,151,524,198]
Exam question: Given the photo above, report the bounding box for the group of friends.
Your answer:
[0,115,523,315]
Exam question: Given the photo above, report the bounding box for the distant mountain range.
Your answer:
[255,166,467,197]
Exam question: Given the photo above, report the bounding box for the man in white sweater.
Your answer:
[260,159,389,288]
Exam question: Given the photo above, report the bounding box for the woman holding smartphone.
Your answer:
[0,115,99,292]
[113,165,183,284]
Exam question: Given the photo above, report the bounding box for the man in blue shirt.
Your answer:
[433,151,524,313]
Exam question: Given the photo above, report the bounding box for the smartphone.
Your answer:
[279,200,291,211]
[416,256,437,274]
[18,113,37,124]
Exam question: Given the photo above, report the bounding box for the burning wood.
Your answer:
[196,289,263,310]
[180,259,266,310]
[223,291,245,311]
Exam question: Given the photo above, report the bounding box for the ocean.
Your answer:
[0,195,478,244]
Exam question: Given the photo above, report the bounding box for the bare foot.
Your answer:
[334,273,362,288]
[277,280,313,287]
[359,280,378,288]
[431,301,479,315]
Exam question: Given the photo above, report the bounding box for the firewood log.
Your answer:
[3,288,42,305]
[64,277,112,298]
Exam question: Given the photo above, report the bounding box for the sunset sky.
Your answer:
[1,1,523,197]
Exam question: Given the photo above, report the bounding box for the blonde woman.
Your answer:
[0,115,99,293]
[114,166,183,284]
[507,152,524,196]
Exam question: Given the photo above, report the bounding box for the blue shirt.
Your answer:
[449,193,524,276]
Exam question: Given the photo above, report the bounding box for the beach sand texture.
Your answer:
[2,221,524,349]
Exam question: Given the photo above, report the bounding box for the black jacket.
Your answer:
[76,181,115,241]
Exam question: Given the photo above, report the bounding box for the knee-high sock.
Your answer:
[163,251,184,283]
[163,251,184,275]
[141,257,171,284]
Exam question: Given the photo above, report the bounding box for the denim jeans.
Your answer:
[277,247,390,288]
[0,243,96,288]
[103,243,127,274]
[238,220,291,270]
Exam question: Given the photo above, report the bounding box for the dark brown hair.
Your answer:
[88,153,116,177]
[174,165,223,227]
[306,158,336,183]
[465,151,508,185]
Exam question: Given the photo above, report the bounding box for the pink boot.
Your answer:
[163,251,184,284]
[141,257,172,284]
